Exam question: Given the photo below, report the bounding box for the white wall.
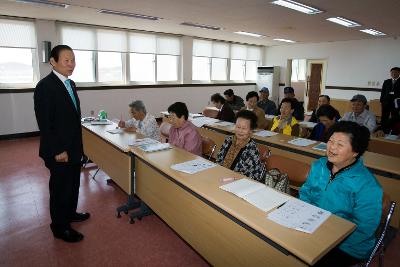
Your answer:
[265,37,400,101]
[0,85,255,135]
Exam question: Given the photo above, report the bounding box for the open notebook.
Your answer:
[220,179,290,213]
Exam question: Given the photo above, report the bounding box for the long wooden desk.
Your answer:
[368,136,400,158]
[133,147,355,266]
[82,122,355,266]
[202,124,400,228]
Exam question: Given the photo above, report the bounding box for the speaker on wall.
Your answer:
[42,41,51,63]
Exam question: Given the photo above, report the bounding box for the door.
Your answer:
[305,60,327,112]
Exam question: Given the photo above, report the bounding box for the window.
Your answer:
[192,57,210,81]
[129,33,180,83]
[230,44,261,81]
[0,19,37,86]
[60,25,180,84]
[130,53,155,82]
[98,52,123,82]
[157,55,178,81]
[211,58,227,81]
[193,40,229,81]
[230,59,245,81]
[291,59,307,81]
[69,50,95,83]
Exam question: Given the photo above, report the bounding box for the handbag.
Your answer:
[264,168,290,194]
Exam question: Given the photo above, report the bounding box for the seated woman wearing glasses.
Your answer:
[216,110,263,182]
[300,121,382,267]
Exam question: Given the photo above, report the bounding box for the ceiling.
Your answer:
[0,0,399,46]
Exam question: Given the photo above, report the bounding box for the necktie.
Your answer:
[65,79,78,110]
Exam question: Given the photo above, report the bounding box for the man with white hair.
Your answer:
[118,100,160,141]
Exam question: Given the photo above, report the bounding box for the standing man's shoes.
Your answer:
[53,228,84,243]
[71,212,90,222]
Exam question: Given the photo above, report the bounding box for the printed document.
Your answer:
[267,198,331,234]
[288,138,317,147]
[171,159,216,174]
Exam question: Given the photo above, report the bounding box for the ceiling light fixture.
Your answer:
[234,31,265,38]
[273,38,296,43]
[98,9,162,21]
[360,29,386,36]
[326,17,361,28]
[180,22,221,30]
[271,0,322,15]
[15,0,69,8]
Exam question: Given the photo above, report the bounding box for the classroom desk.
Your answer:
[131,146,355,266]
[82,122,143,215]
[202,124,400,228]
[368,136,400,158]
[82,121,355,266]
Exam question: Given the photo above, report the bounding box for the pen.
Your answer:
[276,201,287,209]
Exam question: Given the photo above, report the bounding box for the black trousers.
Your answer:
[45,160,81,232]
[313,247,361,267]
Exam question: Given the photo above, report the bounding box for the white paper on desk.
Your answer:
[189,113,204,119]
[139,143,171,152]
[213,121,235,127]
[243,187,291,212]
[129,138,159,146]
[384,134,399,141]
[267,198,331,234]
[189,117,220,127]
[254,130,278,137]
[107,128,124,134]
[171,159,216,174]
[299,121,317,128]
[220,179,265,198]
[90,120,112,125]
[288,138,317,147]
[160,111,170,116]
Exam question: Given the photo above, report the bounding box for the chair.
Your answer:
[257,144,271,180]
[201,136,217,160]
[264,154,310,196]
[202,107,219,118]
[364,197,396,267]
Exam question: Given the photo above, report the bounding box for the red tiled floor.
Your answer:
[0,137,398,267]
[0,137,208,267]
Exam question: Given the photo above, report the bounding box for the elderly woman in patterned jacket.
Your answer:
[216,110,263,181]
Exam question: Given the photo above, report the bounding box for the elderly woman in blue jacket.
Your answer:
[300,121,382,267]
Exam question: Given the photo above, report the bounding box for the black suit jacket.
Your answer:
[217,104,235,122]
[381,78,400,104]
[34,72,83,164]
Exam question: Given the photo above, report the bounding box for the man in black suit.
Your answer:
[34,45,90,243]
[380,67,400,128]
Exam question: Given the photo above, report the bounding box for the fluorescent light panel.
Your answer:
[326,17,361,27]
[181,22,221,30]
[98,9,162,21]
[271,0,322,15]
[360,29,386,36]
[234,31,265,38]
[15,0,69,8]
[273,38,296,43]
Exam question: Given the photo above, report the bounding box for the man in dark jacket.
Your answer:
[34,45,89,243]
[223,89,245,111]
[380,67,400,128]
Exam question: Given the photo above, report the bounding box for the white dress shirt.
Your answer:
[125,113,160,141]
